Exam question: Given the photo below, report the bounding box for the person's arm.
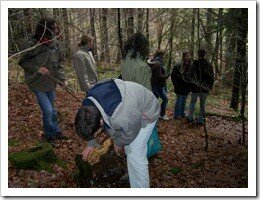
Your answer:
[171,65,182,86]
[18,41,41,74]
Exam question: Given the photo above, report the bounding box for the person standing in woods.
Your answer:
[18,18,67,142]
[75,78,160,188]
[171,52,192,119]
[73,35,98,93]
[149,51,170,120]
[187,49,215,125]
[120,33,152,91]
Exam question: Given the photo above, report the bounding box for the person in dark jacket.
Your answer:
[149,51,169,120]
[18,18,67,142]
[187,49,214,125]
[171,52,192,119]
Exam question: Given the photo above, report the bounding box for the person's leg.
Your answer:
[152,86,159,99]
[46,91,61,134]
[34,90,56,139]
[174,94,181,118]
[198,93,208,124]
[157,87,168,117]
[180,95,188,117]
[188,93,199,122]
[124,120,157,188]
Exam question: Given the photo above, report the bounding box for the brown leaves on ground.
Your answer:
[8,81,248,188]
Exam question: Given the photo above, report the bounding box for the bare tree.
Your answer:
[89,8,98,60]
[99,8,110,63]
[137,8,144,33]
[127,9,134,38]
[190,9,196,58]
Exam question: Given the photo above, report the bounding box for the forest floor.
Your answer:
[8,77,248,188]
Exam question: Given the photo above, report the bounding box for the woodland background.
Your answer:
[8,8,248,188]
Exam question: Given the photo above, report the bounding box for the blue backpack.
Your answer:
[147,124,162,158]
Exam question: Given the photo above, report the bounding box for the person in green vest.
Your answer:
[120,33,152,91]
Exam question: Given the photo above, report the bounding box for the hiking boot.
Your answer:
[160,115,169,120]
[56,132,68,140]
[187,116,194,123]
[196,119,204,126]
[43,136,56,146]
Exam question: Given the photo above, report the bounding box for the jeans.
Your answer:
[188,93,208,123]
[33,90,61,139]
[152,86,168,116]
[174,94,188,118]
[124,120,157,188]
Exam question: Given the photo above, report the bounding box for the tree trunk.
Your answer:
[137,8,144,33]
[197,9,201,50]
[127,9,134,38]
[230,9,247,110]
[145,8,150,50]
[53,8,60,19]
[89,8,98,61]
[219,8,223,77]
[238,9,248,142]
[117,8,123,62]
[166,10,175,73]
[62,8,71,63]
[156,9,164,51]
[190,9,196,58]
[100,8,110,63]
[205,8,213,59]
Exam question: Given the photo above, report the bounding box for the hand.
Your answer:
[81,146,94,161]
[59,81,68,88]
[38,67,50,75]
[114,143,123,156]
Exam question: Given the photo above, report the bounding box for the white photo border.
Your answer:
[1,0,256,197]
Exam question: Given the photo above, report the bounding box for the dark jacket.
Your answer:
[19,38,66,92]
[150,61,168,88]
[190,58,214,93]
[171,62,192,95]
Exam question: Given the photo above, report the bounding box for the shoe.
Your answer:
[43,136,56,146]
[196,119,204,126]
[187,117,194,123]
[56,132,68,140]
[160,115,169,120]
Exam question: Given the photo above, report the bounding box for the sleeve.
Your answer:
[154,65,168,81]
[18,41,40,74]
[73,54,91,92]
[171,64,182,86]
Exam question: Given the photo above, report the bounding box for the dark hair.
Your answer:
[198,49,206,58]
[182,51,191,61]
[78,35,93,47]
[33,18,57,41]
[153,50,165,60]
[122,33,149,60]
[75,106,101,141]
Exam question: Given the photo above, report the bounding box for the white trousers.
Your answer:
[124,120,157,188]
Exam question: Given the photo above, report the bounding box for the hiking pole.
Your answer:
[47,74,82,103]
